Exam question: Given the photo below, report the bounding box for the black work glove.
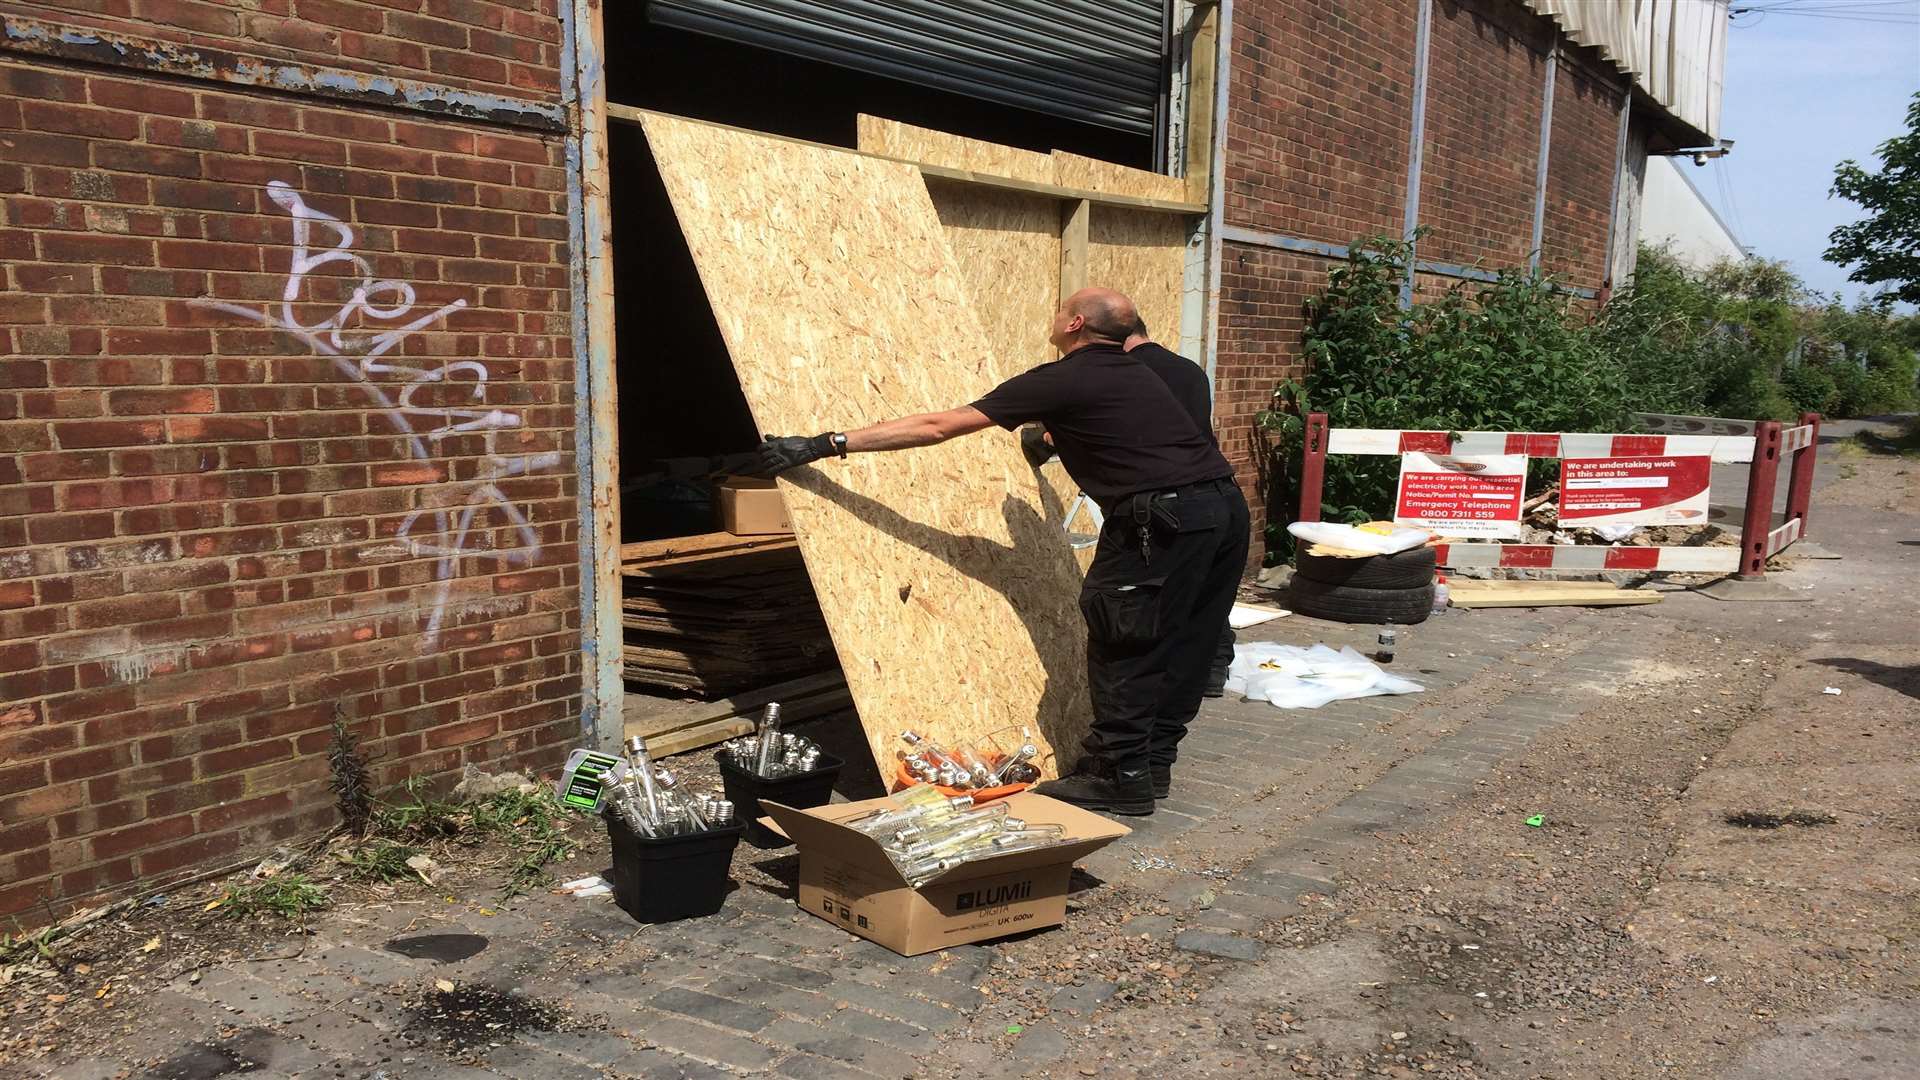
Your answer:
[1020,424,1057,468]
[754,433,842,477]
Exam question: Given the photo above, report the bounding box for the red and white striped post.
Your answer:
[1783,411,1822,540]
[1736,420,1783,580]
[1298,411,1330,525]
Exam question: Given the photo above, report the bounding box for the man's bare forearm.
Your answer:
[844,406,994,453]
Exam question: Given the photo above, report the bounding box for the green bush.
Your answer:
[1257,237,1628,550]
[1256,238,1919,561]
[1780,361,1838,414]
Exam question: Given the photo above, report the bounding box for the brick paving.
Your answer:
[30,601,1688,1080]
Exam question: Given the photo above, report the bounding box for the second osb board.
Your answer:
[641,111,1091,780]
[918,179,1090,570]
[1089,205,1189,352]
[922,178,1057,374]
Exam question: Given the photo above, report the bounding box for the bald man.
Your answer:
[755,287,1247,815]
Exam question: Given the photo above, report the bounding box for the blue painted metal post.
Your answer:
[565,0,625,751]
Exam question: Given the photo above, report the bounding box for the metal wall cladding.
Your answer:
[647,0,1170,134]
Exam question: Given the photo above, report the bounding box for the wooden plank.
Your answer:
[1183,3,1219,205]
[620,531,794,564]
[1060,198,1091,298]
[641,111,1091,779]
[1446,581,1663,608]
[628,680,856,756]
[637,671,847,729]
[645,717,756,759]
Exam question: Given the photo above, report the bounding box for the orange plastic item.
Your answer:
[889,758,1030,804]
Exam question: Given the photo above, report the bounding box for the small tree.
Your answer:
[1826,92,1920,305]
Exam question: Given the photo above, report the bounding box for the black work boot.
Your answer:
[1150,764,1171,800]
[1033,759,1155,816]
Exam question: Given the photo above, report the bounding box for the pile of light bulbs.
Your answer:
[847,785,1065,886]
[897,729,1039,790]
[609,735,735,838]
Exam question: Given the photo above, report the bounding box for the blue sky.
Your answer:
[1691,1,1920,304]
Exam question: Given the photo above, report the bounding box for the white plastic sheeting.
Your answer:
[1525,0,1728,141]
[1225,643,1426,710]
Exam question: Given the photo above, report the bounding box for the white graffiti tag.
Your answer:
[195,181,561,646]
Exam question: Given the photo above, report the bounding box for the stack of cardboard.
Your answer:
[620,533,837,697]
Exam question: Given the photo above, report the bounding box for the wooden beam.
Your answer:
[625,673,855,758]
[1446,580,1662,609]
[619,531,794,566]
[1060,198,1091,299]
[605,103,1207,216]
[1183,2,1219,206]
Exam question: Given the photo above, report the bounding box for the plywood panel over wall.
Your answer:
[919,180,1093,573]
[1089,207,1190,353]
[642,112,1092,779]
[1054,150,1191,203]
[923,180,1059,374]
[857,115,1056,185]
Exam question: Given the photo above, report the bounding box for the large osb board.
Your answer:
[1089,206,1189,349]
[642,112,1090,779]
[1053,150,1191,203]
[858,115,1055,186]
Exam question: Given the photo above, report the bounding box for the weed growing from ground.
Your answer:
[217,875,331,921]
[363,777,577,896]
[343,839,420,883]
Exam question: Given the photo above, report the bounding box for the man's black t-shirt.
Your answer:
[1128,342,1219,451]
[971,342,1233,503]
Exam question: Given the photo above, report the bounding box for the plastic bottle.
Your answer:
[1431,574,1450,615]
[1375,627,1397,665]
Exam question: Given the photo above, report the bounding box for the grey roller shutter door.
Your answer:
[647,1,1170,136]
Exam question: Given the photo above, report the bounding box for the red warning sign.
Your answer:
[1393,453,1527,539]
[1559,455,1712,527]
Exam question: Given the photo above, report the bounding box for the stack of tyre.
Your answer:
[1290,545,1437,625]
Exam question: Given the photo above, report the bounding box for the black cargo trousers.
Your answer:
[1078,477,1249,770]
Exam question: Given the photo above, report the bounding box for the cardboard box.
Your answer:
[715,475,792,536]
[760,792,1129,956]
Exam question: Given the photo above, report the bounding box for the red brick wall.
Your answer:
[1214,242,1327,496]
[1541,51,1624,288]
[1214,0,1625,549]
[0,54,579,920]
[1417,0,1550,269]
[1223,0,1416,248]
[0,0,562,100]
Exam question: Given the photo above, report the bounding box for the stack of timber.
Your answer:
[620,532,838,696]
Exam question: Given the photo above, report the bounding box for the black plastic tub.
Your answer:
[718,751,845,848]
[604,813,745,923]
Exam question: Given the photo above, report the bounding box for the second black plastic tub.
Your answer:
[718,751,845,848]
[604,813,745,923]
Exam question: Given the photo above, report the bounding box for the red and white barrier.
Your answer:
[1432,542,1739,573]
[1326,428,1755,463]
[1296,411,1823,584]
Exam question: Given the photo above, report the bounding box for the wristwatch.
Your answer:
[828,433,849,458]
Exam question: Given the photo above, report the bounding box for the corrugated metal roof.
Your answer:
[1526,0,1727,142]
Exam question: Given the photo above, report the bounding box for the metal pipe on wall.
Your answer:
[1400,0,1434,308]
[1530,43,1559,272]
